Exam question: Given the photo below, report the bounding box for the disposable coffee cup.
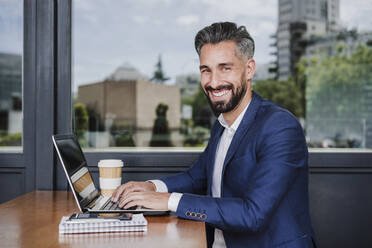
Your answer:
[71,167,95,198]
[98,159,123,197]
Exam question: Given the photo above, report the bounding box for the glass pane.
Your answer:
[73,0,372,149]
[0,0,23,150]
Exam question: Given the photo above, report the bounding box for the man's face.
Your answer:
[199,41,252,114]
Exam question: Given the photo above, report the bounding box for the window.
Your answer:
[72,0,372,150]
[0,0,23,150]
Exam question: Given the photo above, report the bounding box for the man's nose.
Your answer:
[209,71,221,88]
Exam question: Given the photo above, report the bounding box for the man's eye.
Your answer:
[223,67,231,71]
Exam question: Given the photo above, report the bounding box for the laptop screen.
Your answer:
[53,134,99,210]
[55,137,86,175]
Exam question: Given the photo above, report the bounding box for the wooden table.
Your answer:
[0,191,206,248]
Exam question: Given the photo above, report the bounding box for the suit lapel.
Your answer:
[220,91,262,192]
[207,123,224,195]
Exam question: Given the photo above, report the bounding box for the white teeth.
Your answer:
[212,90,228,97]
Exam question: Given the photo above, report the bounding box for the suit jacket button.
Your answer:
[186,211,191,216]
[196,213,201,218]
[201,214,206,219]
[191,212,196,217]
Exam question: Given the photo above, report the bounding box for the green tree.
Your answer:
[86,106,104,132]
[305,45,372,147]
[150,103,173,147]
[110,124,135,147]
[183,126,210,147]
[115,133,135,147]
[294,57,307,118]
[191,85,214,128]
[253,79,303,117]
[151,54,170,84]
[74,103,89,146]
[0,133,21,146]
[306,45,372,120]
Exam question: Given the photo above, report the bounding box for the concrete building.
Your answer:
[275,0,341,80]
[175,73,200,99]
[106,62,148,81]
[253,63,275,81]
[306,31,372,59]
[77,64,181,147]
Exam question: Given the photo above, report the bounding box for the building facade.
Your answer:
[276,0,340,80]
[253,63,275,81]
[175,73,200,99]
[306,31,372,59]
[77,65,181,147]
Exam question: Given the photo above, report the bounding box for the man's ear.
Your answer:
[245,58,256,80]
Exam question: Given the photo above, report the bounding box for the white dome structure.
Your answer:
[107,62,148,81]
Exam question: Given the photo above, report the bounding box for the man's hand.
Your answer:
[111,181,156,203]
[119,192,171,210]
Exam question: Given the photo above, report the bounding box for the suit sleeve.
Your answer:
[175,111,308,233]
[161,141,210,195]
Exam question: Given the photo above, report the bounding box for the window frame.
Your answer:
[0,0,370,206]
[42,0,372,189]
[60,0,372,180]
[0,0,38,198]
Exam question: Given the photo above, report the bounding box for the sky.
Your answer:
[1,0,372,92]
[72,0,278,91]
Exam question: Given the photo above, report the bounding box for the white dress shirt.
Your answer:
[151,102,250,248]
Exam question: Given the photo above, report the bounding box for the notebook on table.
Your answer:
[52,133,169,215]
[59,213,147,234]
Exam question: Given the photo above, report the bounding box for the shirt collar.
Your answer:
[217,101,250,131]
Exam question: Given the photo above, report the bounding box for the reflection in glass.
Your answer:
[73,0,372,149]
[72,1,219,148]
[0,0,23,148]
[306,45,372,148]
[75,69,182,147]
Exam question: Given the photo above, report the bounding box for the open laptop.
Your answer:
[52,133,169,215]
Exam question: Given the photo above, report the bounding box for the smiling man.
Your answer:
[112,22,316,248]
[199,40,253,126]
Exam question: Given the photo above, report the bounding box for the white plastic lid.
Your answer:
[98,159,124,167]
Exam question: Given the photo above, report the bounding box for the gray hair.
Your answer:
[194,22,255,60]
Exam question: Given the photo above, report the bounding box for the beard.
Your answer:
[204,77,247,115]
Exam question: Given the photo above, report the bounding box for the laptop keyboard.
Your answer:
[101,197,137,211]
[102,200,120,210]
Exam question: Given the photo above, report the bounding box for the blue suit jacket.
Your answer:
[162,91,316,248]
